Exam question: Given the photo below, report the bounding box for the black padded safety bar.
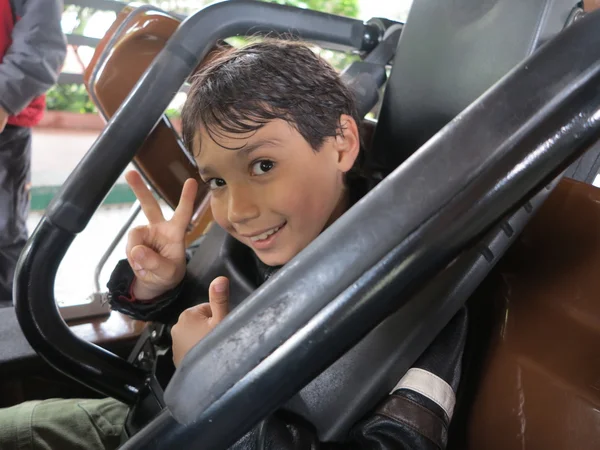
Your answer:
[14,221,148,403]
[13,0,380,405]
[121,10,600,449]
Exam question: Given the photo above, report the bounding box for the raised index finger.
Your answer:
[125,170,165,223]
[170,178,199,228]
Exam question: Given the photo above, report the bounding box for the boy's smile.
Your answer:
[194,118,359,266]
[243,222,286,248]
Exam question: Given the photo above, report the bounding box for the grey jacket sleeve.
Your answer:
[0,0,67,115]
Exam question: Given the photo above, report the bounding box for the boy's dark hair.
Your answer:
[181,40,361,154]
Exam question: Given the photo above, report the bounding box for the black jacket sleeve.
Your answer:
[230,308,468,450]
[106,237,207,323]
[106,258,187,323]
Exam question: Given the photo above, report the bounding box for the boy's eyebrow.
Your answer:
[197,139,281,175]
[239,138,281,156]
[198,166,214,176]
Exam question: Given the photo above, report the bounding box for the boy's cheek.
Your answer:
[280,192,330,245]
[284,178,336,221]
[210,197,231,231]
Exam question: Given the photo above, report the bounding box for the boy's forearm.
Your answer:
[0,0,67,114]
[132,278,178,302]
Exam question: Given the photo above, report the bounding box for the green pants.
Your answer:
[0,398,128,450]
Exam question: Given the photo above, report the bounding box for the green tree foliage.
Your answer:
[131,0,196,15]
[265,0,358,17]
[46,84,97,113]
[243,0,361,71]
[133,0,359,17]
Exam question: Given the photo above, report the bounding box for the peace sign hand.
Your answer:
[125,170,198,301]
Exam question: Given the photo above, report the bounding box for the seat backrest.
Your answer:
[456,178,600,450]
[370,0,577,173]
[84,6,214,244]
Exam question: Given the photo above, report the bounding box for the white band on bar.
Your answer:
[392,368,456,420]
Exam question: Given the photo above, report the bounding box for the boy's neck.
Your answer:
[324,184,350,230]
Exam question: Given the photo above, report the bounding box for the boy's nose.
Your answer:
[227,185,260,224]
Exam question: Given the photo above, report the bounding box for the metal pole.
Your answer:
[93,201,141,293]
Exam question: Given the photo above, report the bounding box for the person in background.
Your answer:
[0,0,67,305]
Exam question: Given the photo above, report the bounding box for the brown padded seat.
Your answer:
[458,179,600,450]
[84,6,215,244]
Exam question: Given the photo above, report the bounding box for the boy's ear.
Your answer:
[334,114,360,173]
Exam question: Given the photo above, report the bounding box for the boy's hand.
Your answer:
[0,106,8,133]
[171,277,229,367]
[125,170,198,300]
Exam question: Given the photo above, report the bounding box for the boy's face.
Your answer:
[194,117,359,266]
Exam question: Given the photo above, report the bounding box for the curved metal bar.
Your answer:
[93,201,141,293]
[46,0,377,233]
[14,218,147,403]
[149,10,600,448]
[14,1,379,403]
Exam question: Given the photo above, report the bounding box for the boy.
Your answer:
[0,0,66,305]
[0,40,466,449]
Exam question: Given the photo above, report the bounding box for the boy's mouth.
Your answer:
[246,222,286,248]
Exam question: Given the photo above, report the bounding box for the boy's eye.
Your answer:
[207,178,226,190]
[251,160,274,176]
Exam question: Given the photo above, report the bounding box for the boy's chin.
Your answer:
[253,249,291,267]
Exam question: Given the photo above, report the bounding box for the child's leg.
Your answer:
[0,397,128,450]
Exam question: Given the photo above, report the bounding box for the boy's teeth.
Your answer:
[250,225,281,242]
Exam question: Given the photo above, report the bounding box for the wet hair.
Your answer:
[181,39,361,154]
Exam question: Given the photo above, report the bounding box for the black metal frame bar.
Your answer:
[137,10,600,448]
[15,220,148,403]
[46,0,379,233]
[14,0,381,407]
